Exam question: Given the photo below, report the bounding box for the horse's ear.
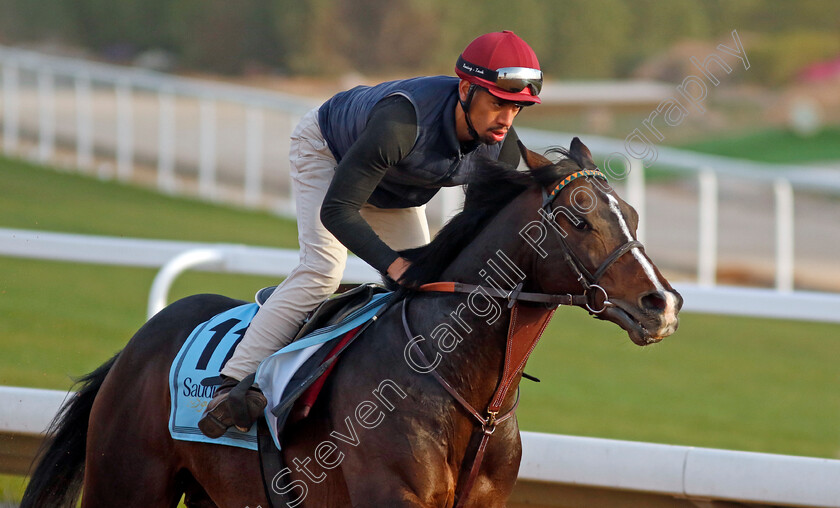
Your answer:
[570,137,594,166]
[517,140,553,170]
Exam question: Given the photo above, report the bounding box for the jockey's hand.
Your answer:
[387,257,412,286]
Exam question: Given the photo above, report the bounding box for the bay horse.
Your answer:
[22,138,681,508]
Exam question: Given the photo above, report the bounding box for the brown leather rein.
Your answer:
[397,169,646,506]
[402,279,596,507]
[402,292,552,508]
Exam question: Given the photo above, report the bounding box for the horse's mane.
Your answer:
[393,149,582,288]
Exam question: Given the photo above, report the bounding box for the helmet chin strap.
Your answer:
[459,84,481,142]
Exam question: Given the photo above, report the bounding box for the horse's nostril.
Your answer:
[641,291,667,312]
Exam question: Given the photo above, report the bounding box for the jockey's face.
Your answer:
[456,80,522,145]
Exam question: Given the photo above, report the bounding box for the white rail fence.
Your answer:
[0,228,380,318]
[4,228,840,323]
[517,128,839,293]
[3,230,840,506]
[2,46,840,294]
[0,45,317,216]
[2,386,839,507]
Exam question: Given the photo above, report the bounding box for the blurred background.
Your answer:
[1,1,839,506]
[3,0,840,138]
[2,0,839,287]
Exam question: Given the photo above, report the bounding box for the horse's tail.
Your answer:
[20,352,120,508]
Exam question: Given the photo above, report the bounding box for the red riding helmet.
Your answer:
[455,30,542,105]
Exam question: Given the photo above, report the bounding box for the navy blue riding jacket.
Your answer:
[318,76,504,209]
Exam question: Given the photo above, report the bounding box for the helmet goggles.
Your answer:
[456,55,543,96]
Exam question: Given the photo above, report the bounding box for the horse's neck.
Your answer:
[409,294,513,415]
[420,191,540,411]
[438,190,538,290]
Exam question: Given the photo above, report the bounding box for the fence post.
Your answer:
[198,98,217,200]
[626,157,646,243]
[3,58,19,155]
[244,106,264,207]
[37,68,55,163]
[697,169,718,286]
[157,90,176,193]
[115,79,134,181]
[75,72,93,170]
[774,179,794,292]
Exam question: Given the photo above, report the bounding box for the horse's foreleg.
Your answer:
[337,439,456,508]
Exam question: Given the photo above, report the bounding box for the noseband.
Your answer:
[540,168,643,313]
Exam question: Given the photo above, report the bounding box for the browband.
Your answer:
[544,169,606,203]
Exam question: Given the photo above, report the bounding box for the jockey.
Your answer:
[199,30,543,438]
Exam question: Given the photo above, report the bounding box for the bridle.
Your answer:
[415,168,644,314]
[538,168,644,314]
[401,166,646,507]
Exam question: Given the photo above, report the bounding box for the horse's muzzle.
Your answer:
[599,289,681,345]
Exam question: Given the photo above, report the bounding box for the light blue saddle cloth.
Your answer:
[256,291,392,450]
[168,291,392,451]
[168,303,260,450]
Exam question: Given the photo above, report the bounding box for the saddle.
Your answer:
[183,284,390,441]
[257,282,390,342]
[255,282,392,424]
[253,283,394,508]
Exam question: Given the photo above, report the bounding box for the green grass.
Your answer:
[4,251,838,458]
[0,255,278,389]
[674,126,840,164]
[590,126,840,184]
[0,157,299,245]
[0,157,300,388]
[0,157,300,504]
[521,112,840,182]
[0,474,28,504]
[1,156,839,502]
[519,309,840,458]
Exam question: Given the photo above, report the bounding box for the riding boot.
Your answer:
[198,374,267,438]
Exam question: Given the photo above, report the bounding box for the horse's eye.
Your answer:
[573,218,590,231]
